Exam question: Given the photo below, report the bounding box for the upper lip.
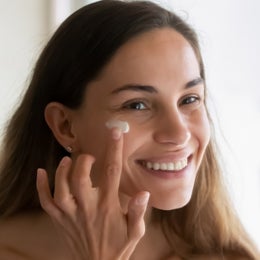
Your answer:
[136,152,192,163]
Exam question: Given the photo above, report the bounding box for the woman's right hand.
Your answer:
[36,127,150,260]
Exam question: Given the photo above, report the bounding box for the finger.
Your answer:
[53,156,76,214]
[99,127,124,201]
[70,154,96,207]
[127,191,150,241]
[36,168,62,220]
[54,156,71,197]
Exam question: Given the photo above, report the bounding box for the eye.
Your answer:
[180,95,200,106]
[122,100,148,110]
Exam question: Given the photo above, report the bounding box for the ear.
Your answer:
[44,102,77,151]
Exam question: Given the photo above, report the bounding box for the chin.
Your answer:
[151,191,193,211]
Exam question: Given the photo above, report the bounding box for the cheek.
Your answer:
[122,125,148,157]
[76,121,107,157]
[78,125,109,186]
[194,111,211,154]
[201,113,211,146]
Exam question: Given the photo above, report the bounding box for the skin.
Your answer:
[64,27,210,211]
[0,28,212,259]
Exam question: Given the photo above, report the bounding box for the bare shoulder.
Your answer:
[190,254,252,260]
[0,211,45,244]
[0,211,70,260]
[0,246,31,260]
[158,252,253,260]
[0,212,39,259]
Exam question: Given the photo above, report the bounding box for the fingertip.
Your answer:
[36,168,46,184]
[128,192,150,218]
[111,127,122,140]
[37,168,45,175]
[76,154,96,165]
[36,168,50,195]
[127,192,149,241]
[59,156,72,167]
[88,154,96,164]
[135,191,150,206]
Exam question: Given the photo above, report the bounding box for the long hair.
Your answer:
[0,0,258,258]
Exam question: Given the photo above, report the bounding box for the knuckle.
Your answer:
[76,154,95,166]
[105,163,120,177]
[71,173,89,188]
[76,176,87,187]
[130,224,145,240]
[40,199,52,211]
[54,197,70,210]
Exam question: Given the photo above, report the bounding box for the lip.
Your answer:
[137,151,192,163]
[136,154,193,180]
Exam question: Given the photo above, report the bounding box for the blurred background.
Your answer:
[0,0,259,248]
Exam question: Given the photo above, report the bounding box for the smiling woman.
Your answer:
[0,0,259,259]
[66,27,210,212]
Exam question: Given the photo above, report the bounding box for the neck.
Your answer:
[130,219,173,260]
[119,192,173,259]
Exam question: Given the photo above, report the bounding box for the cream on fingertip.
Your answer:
[105,119,130,133]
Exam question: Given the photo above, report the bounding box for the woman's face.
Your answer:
[72,28,210,210]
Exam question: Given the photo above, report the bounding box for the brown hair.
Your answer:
[0,0,258,258]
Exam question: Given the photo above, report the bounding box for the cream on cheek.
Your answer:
[105,119,143,190]
[86,119,131,186]
[105,119,130,133]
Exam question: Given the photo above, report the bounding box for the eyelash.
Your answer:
[120,95,201,112]
[122,99,149,110]
[180,95,201,106]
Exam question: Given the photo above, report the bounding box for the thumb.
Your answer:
[127,191,150,241]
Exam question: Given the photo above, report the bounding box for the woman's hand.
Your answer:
[36,127,150,260]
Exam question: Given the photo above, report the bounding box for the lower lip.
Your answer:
[138,162,190,180]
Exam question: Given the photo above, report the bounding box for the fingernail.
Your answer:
[60,156,70,166]
[37,168,45,176]
[135,192,150,205]
[36,168,45,183]
[112,127,122,140]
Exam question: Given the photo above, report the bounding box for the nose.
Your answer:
[153,108,191,148]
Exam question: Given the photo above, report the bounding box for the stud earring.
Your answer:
[66,146,73,153]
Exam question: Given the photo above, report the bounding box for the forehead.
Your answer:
[82,28,202,105]
[97,28,200,81]
[113,28,193,60]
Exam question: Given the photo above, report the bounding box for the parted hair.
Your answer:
[0,0,258,258]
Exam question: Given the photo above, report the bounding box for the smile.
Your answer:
[143,158,188,171]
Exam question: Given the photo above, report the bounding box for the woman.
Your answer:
[0,0,259,259]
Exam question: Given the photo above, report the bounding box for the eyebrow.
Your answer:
[110,77,204,95]
[185,77,204,88]
[110,84,157,94]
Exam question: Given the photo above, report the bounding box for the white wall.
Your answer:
[1,0,259,248]
[0,0,49,134]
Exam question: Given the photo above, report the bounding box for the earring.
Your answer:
[65,146,73,153]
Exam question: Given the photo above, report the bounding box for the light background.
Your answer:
[0,0,259,248]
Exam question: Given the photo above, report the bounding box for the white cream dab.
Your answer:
[105,119,130,133]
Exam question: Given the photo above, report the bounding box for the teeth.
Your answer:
[145,158,188,171]
[168,163,174,171]
[160,163,167,171]
[153,163,160,170]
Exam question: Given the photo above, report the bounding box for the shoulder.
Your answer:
[0,247,31,260]
[0,211,45,244]
[0,212,36,259]
[0,211,69,260]
[190,254,252,260]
